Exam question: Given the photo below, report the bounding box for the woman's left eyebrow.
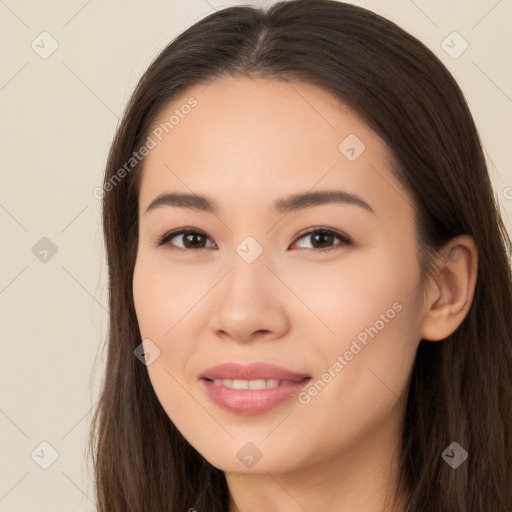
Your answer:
[274,189,375,215]
[145,189,375,216]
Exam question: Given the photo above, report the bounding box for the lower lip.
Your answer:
[201,378,311,415]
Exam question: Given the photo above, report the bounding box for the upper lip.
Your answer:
[200,362,311,382]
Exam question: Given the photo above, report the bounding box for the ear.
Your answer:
[420,234,478,341]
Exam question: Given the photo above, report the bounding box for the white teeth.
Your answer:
[212,378,283,389]
[232,379,248,389]
[248,379,266,389]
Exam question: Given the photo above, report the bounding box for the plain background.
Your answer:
[0,0,511,510]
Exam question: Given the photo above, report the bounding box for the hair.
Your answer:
[88,1,512,510]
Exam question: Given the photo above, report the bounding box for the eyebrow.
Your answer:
[145,190,375,215]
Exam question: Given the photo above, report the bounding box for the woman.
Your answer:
[88,1,512,510]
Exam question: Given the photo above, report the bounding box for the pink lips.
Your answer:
[200,362,311,415]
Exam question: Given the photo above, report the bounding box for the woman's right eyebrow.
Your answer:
[145,189,375,216]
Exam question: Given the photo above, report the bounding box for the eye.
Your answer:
[290,227,351,253]
[155,226,351,253]
[156,228,216,250]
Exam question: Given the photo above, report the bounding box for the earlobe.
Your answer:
[420,235,478,342]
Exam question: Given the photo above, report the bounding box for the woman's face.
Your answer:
[132,76,425,474]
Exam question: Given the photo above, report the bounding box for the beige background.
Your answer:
[0,0,510,510]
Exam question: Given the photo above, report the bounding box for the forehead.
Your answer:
[138,76,410,221]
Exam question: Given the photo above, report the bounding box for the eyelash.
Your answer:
[155,226,352,253]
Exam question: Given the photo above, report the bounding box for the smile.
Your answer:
[199,362,312,414]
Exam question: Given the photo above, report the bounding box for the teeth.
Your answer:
[212,378,283,389]
[248,379,266,389]
[233,379,248,389]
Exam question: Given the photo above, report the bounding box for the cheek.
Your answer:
[298,258,420,419]
[280,245,420,344]
[132,254,212,339]
[302,301,419,458]
[132,257,208,441]
[288,249,421,410]
[132,257,193,389]
[132,269,172,339]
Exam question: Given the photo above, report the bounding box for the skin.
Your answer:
[132,76,478,512]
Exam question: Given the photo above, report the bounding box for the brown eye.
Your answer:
[291,228,351,252]
[157,229,216,250]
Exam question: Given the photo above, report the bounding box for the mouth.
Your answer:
[199,362,312,415]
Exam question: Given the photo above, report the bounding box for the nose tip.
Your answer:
[207,259,290,344]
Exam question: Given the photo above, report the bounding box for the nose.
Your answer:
[208,251,291,344]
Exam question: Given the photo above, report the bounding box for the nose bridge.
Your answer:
[217,227,270,289]
[224,236,270,303]
[209,236,290,341]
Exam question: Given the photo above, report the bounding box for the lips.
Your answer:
[199,362,312,415]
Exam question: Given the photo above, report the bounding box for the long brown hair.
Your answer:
[88,1,512,510]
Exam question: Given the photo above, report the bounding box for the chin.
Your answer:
[195,439,308,475]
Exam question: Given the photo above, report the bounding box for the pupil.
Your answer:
[314,233,332,248]
[186,233,204,248]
